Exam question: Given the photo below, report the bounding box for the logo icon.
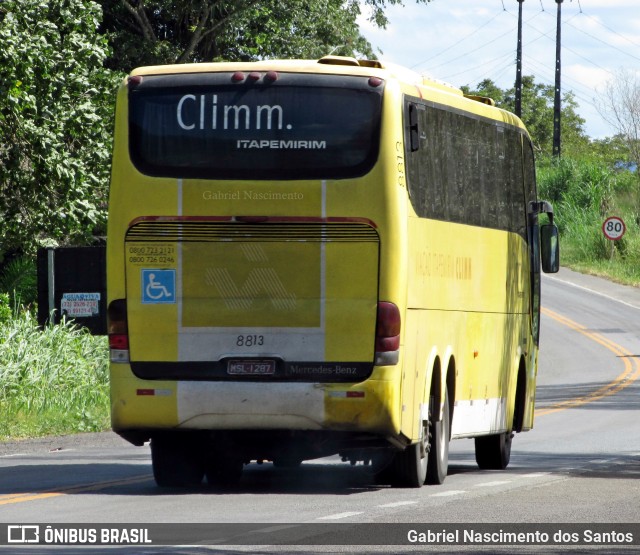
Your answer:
[205,244,296,311]
[141,269,176,304]
[8,525,40,543]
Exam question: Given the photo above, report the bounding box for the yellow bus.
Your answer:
[107,56,559,488]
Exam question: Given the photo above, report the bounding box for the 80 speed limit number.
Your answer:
[602,216,626,241]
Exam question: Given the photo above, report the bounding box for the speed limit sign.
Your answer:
[602,216,626,241]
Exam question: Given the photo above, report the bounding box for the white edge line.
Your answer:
[316,512,363,520]
[544,273,640,311]
[378,501,419,508]
[474,480,512,488]
[431,490,466,497]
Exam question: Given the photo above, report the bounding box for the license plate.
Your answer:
[227,360,276,375]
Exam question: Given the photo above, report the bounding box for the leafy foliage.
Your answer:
[212,0,377,62]
[0,255,37,308]
[0,294,12,326]
[537,155,640,283]
[99,0,432,71]
[538,156,614,222]
[0,0,121,258]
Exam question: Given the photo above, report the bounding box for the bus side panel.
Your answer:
[405,216,533,438]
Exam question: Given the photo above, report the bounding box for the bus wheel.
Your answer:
[151,436,205,488]
[426,386,450,485]
[474,431,512,470]
[387,419,429,488]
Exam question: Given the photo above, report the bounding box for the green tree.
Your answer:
[211,0,377,62]
[462,75,589,156]
[98,0,432,71]
[599,69,640,179]
[589,134,633,169]
[461,78,505,105]
[0,0,120,257]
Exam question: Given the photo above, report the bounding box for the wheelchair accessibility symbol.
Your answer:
[141,269,176,304]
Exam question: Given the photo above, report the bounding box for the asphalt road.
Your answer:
[1,267,639,554]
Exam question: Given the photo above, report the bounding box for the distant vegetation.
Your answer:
[0,298,109,440]
[537,155,640,286]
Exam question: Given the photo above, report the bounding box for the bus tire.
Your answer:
[391,435,428,488]
[387,421,429,488]
[426,385,450,485]
[151,436,205,488]
[474,431,512,470]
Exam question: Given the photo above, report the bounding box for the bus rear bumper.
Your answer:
[110,364,400,441]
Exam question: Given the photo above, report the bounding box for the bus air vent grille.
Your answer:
[125,221,380,243]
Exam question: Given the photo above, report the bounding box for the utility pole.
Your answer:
[552,0,563,157]
[515,0,524,118]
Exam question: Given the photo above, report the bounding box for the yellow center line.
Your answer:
[536,307,640,416]
[0,474,153,506]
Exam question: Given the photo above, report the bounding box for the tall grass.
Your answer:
[537,156,640,286]
[0,304,109,439]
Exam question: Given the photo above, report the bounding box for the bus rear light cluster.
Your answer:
[375,301,400,366]
[108,299,129,363]
[231,71,279,83]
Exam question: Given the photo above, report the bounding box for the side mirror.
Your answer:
[541,224,559,273]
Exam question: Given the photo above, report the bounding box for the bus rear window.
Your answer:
[128,72,384,180]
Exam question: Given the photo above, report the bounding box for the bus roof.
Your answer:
[128,55,524,132]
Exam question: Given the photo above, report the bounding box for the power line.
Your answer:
[523,20,613,78]
[575,11,640,49]
[441,52,514,84]
[418,25,515,73]
[565,19,640,64]
[525,58,599,109]
[410,10,506,70]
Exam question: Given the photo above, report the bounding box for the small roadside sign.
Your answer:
[61,292,101,318]
[602,216,626,241]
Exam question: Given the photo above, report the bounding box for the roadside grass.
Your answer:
[0,305,109,440]
[537,156,640,287]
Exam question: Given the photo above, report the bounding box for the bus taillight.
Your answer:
[375,302,400,366]
[108,299,129,363]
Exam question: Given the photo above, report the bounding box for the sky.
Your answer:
[358,0,640,139]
